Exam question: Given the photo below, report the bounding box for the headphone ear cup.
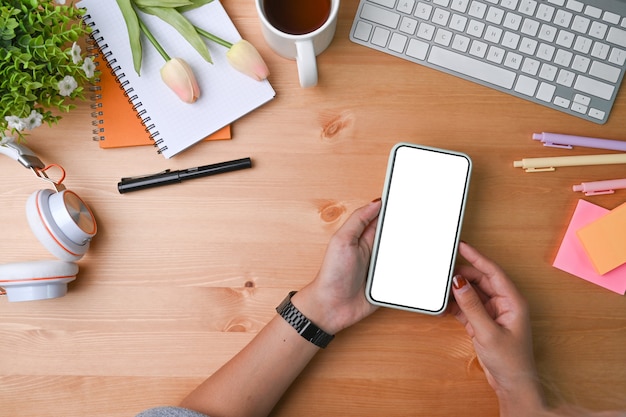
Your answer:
[26,189,96,262]
[0,260,78,302]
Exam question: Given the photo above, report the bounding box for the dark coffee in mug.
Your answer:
[263,0,332,35]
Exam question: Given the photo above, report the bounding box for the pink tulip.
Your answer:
[160,58,200,103]
[226,40,270,81]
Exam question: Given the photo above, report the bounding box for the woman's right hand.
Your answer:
[449,242,546,417]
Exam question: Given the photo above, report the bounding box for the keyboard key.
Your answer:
[557,69,575,86]
[371,0,397,8]
[583,5,601,19]
[589,61,621,83]
[449,14,468,31]
[555,30,575,48]
[573,93,590,105]
[554,49,573,66]
[589,108,606,120]
[553,9,572,27]
[571,102,587,113]
[470,40,488,57]
[574,74,615,100]
[591,42,610,60]
[565,0,583,13]
[362,3,400,28]
[372,27,391,46]
[400,16,419,34]
[452,34,471,51]
[486,6,505,24]
[571,54,590,72]
[397,0,416,13]
[521,57,540,75]
[415,2,433,20]
[502,31,520,49]
[435,28,453,46]
[389,33,408,52]
[503,12,522,30]
[504,51,523,69]
[406,38,429,59]
[609,48,626,66]
[432,8,451,25]
[354,21,373,41]
[518,0,537,16]
[554,96,570,107]
[536,3,555,21]
[514,74,538,95]
[607,27,626,48]
[467,19,486,36]
[427,45,516,88]
[589,21,608,39]
[536,82,556,101]
[469,1,487,19]
[573,36,592,54]
[539,63,558,81]
[451,0,470,13]
[501,0,518,10]
[571,15,590,33]
[417,22,436,39]
[603,11,620,25]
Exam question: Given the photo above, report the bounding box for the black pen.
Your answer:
[118,157,252,194]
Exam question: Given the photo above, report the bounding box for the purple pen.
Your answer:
[532,132,626,152]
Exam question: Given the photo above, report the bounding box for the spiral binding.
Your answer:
[83,14,163,151]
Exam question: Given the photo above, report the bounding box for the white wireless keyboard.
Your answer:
[350,0,626,124]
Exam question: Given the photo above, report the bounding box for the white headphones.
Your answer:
[0,142,97,302]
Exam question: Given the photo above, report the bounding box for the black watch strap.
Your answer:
[276,291,335,349]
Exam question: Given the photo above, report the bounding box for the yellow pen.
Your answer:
[513,153,626,172]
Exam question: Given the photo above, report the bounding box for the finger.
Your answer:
[458,242,521,299]
[452,275,499,337]
[334,199,382,243]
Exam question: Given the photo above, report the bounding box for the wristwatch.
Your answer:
[276,291,335,349]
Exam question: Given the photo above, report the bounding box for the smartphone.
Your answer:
[366,143,472,315]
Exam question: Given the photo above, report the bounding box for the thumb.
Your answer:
[452,275,498,336]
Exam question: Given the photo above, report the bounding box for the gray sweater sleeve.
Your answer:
[136,406,209,417]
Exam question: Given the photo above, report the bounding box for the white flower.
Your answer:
[57,75,78,97]
[21,110,43,130]
[0,136,14,146]
[5,115,25,131]
[82,57,95,78]
[71,42,82,64]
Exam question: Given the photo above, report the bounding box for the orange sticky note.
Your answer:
[577,201,626,275]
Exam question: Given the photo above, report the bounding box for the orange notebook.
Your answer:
[92,53,231,148]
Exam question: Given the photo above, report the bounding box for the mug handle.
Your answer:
[295,40,318,88]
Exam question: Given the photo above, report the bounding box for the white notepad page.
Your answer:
[79,0,275,158]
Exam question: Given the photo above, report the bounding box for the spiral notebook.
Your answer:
[92,51,231,148]
[79,0,275,158]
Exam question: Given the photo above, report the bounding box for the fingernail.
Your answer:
[452,275,467,290]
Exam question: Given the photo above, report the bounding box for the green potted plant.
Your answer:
[1,0,97,143]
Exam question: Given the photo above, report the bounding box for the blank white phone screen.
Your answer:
[369,145,471,313]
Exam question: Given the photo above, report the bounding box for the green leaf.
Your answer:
[133,0,192,7]
[176,0,214,13]
[138,5,212,63]
[116,0,143,74]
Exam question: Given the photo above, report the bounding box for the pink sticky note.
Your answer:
[553,199,626,295]
[577,202,626,275]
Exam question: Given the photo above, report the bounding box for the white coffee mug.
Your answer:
[255,0,340,88]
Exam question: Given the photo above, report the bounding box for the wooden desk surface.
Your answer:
[1,1,625,416]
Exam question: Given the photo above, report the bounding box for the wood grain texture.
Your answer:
[1,0,625,415]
